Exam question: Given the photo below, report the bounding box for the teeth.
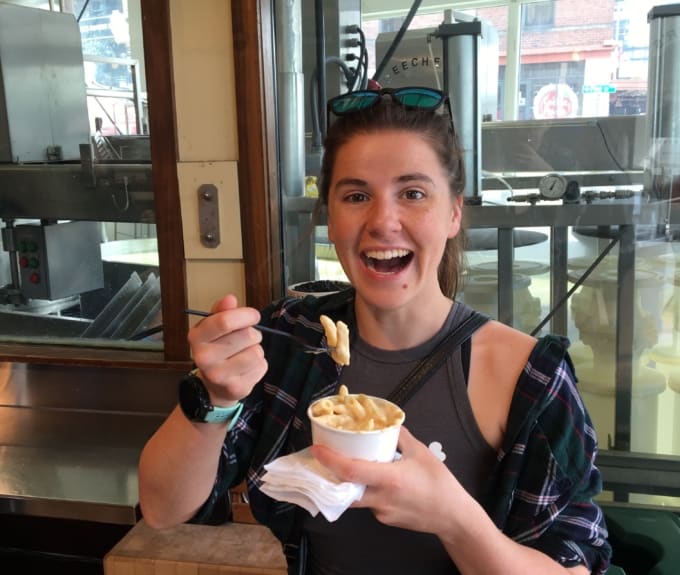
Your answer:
[364,249,410,260]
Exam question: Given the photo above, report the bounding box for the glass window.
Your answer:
[522,1,555,30]
[274,0,680,509]
[0,0,161,350]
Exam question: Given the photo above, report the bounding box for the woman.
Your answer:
[138,87,611,574]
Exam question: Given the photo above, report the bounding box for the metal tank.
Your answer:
[645,4,680,204]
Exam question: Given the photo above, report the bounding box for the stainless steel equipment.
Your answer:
[284,0,362,284]
[0,4,89,162]
[11,221,103,300]
[645,4,680,204]
[375,19,499,121]
[375,14,499,200]
[0,4,157,342]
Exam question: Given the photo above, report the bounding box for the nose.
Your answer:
[366,196,401,236]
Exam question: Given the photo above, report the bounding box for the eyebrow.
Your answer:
[334,177,367,188]
[397,172,435,185]
[334,173,435,189]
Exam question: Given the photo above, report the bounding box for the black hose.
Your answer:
[327,56,354,86]
[357,27,369,88]
[309,57,353,150]
[372,0,424,83]
[309,69,322,150]
[77,0,92,22]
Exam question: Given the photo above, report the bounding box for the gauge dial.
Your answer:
[538,173,568,200]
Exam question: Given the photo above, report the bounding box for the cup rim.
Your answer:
[307,394,405,435]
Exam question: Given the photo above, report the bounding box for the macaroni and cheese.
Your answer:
[320,314,350,366]
[310,384,404,432]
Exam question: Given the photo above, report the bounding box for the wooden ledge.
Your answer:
[104,519,287,574]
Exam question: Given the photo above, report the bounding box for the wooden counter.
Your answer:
[104,519,287,575]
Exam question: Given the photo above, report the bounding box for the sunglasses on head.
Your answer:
[327,86,453,129]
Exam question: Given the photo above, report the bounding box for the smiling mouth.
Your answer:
[362,249,413,273]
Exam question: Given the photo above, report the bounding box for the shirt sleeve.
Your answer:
[503,358,612,574]
[188,388,265,524]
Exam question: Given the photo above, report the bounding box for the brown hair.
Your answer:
[318,96,467,298]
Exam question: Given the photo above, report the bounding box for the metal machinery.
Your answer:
[281,2,680,499]
[279,0,362,283]
[0,4,158,343]
[0,7,168,572]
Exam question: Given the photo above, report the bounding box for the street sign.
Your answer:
[582,84,617,94]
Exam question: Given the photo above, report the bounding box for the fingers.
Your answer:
[310,443,397,487]
[189,297,261,346]
[199,341,267,391]
[210,294,238,314]
[311,425,418,484]
[187,294,267,402]
[310,425,433,492]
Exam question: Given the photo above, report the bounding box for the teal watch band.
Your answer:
[205,400,243,426]
[178,370,244,428]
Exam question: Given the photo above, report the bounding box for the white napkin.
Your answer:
[260,447,365,522]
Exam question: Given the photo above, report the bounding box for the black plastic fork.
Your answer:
[184,309,334,355]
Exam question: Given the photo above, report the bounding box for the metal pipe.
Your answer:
[614,224,636,454]
[503,1,521,120]
[438,21,483,201]
[275,0,305,197]
[497,228,514,327]
[645,5,680,202]
[59,0,74,14]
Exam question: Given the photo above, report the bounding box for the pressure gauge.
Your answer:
[538,173,568,200]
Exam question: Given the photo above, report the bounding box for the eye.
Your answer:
[344,191,370,203]
[403,188,425,200]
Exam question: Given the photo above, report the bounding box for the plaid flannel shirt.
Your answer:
[192,288,611,574]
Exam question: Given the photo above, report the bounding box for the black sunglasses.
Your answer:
[328,86,452,117]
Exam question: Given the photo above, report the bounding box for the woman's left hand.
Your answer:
[311,426,470,536]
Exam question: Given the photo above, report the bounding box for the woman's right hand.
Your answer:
[187,294,269,405]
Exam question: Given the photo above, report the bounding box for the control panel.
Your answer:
[15,222,104,300]
[16,233,43,296]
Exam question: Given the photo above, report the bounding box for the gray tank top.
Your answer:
[303,302,497,575]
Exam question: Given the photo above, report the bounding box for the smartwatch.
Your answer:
[178,370,243,425]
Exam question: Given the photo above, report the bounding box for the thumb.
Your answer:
[311,444,384,486]
[211,294,239,314]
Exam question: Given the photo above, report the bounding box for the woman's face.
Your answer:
[327,130,462,312]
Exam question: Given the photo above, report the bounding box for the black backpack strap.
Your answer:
[387,311,490,408]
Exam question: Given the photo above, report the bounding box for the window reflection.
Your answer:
[278,0,680,506]
[0,0,159,349]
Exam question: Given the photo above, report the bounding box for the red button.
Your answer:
[29,272,40,284]
[19,256,28,268]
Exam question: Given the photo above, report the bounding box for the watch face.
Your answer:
[538,173,568,200]
[179,375,210,421]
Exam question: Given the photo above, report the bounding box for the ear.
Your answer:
[447,194,464,239]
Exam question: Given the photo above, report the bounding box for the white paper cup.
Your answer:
[307,394,405,462]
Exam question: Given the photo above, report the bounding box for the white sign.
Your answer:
[533,83,579,119]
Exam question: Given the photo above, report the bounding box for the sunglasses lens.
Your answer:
[330,92,380,115]
[394,88,444,109]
